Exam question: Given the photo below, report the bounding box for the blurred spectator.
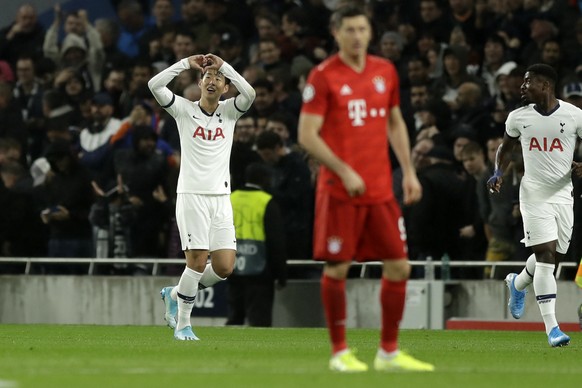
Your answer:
[431,46,485,109]
[451,80,494,146]
[38,139,94,270]
[230,114,261,191]
[258,38,291,76]
[539,38,574,84]
[0,60,15,83]
[562,82,582,109]
[405,146,466,274]
[256,131,313,260]
[0,160,47,258]
[264,110,298,147]
[378,31,407,81]
[448,0,480,48]
[44,8,105,92]
[111,125,170,259]
[78,92,121,183]
[479,135,519,279]
[248,78,279,124]
[0,4,45,69]
[249,12,284,64]
[116,0,151,58]
[520,17,558,66]
[0,138,22,167]
[139,0,175,56]
[415,0,453,44]
[13,56,45,160]
[172,29,197,62]
[458,141,488,277]
[280,6,327,64]
[227,162,287,327]
[265,68,302,119]
[476,34,509,97]
[216,26,248,73]
[94,18,129,76]
[0,82,27,159]
[118,60,154,117]
[41,89,80,144]
[102,67,128,118]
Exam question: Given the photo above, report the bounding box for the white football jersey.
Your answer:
[165,96,243,194]
[506,100,582,204]
[148,59,254,195]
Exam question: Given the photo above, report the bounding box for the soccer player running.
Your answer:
[488,63,582,347]
[148,53,255,340]
[298,6,434,372]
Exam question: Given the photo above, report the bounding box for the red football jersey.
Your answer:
[301,54,400,204]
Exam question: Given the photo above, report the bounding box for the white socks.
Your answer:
[175,266,203,331]
[169,263,226,331]
[533,262,558,334]
[514,254,536,291]
[200,263,226,288]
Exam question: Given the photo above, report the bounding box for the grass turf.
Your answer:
[0,326,581,388]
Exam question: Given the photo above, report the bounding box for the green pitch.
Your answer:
[0,326,581,388]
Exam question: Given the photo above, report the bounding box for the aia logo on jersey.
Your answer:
[192,126,225,141]
[528,137,563,152]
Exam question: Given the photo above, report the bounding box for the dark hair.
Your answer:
[252,78,274,92]
[244,162,272,189]
[460,141,484,157]
[330,5,368,29]
[255,130,283,150]
[201,68,231,85]
[526,63,558,86]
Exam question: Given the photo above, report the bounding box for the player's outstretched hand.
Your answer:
[572,161,582,177]
[203,53,224,71]
[187,55,206,72]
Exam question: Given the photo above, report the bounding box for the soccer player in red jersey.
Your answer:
[298,6,434,372]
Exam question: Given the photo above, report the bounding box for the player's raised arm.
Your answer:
[147,55,205,109]
[205,53,256,111]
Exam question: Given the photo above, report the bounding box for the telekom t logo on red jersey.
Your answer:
[348,99,367,126]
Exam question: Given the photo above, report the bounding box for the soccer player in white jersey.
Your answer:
[488,64,582,347]
[148,53,256,340]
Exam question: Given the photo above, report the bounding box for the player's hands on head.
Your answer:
[202,54,224,71]
[339,166,366,197]
[572,161,582,177]
[187,55,206,72]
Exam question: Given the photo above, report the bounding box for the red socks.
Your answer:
[321,275,407,354]
[321,274,347,354]
[380,277,406,353]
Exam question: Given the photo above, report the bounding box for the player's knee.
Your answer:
[383,260,410,281]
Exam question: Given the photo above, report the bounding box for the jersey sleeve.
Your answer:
[505,110,521,138]
[575,109,582,139]
[300,67,329,117]
[387,62,400,109]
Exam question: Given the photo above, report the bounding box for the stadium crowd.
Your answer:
[0,0,581,279]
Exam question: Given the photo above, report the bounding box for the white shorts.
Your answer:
[520,202,573,253]
[175,193,236,252]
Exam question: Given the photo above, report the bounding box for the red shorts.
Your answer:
[313,191,407,262]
